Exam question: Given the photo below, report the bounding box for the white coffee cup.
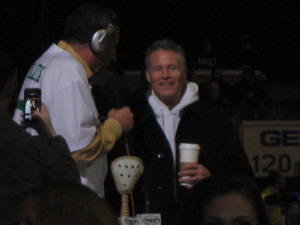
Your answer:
[179,143,201,186]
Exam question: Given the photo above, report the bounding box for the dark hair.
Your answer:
[0,45,15,91]
[177,176,269,225]
[21,182,119,225]
[145,39,186,71]
[61,3,118,44]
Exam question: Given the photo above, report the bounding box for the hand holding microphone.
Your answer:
[108,106,134,133]
[105,68,134,133]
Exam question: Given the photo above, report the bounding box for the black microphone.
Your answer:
[142,186,151,213]
[107,68,134,156]
[108,71,127,109]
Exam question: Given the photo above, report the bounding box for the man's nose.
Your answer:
[162,67,170,78]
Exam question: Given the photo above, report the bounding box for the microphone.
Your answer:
[136,186,161,225]
[142,186,151,213]
[106,68,134,156]
[107,67,127,109]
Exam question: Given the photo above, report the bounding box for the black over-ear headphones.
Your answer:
[90,23,115,53]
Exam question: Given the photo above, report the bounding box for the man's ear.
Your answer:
[183,66,188,80]
[145,71,151,83]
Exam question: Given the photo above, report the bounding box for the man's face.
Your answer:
[92,28,119,72]
[146,50,187,108]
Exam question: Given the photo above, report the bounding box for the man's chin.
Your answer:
[157,94,176,102]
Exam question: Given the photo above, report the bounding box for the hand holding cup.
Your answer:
[178,143,200,186]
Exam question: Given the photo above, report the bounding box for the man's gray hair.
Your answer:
[145,39,186,71]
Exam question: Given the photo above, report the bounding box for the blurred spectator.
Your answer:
[200,80,231,114]
[19,182,119,225]
[231,34,261,69]
[177,176,269,225]
[199,68,237,127]
[196,37,218,69]
[232,67,273,120]
[0,45,18,116]
[200,79,240,130]
[200,67,234,112]
[285,195,300,225]
[262,170,286,225]
[210,67,234,101]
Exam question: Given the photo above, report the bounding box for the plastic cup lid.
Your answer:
[179,143,200,150]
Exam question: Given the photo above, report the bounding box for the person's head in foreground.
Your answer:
[177,176,269,225]
[19,182,119,225]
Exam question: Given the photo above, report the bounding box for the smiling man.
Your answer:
[110,39,254,225]
[145,48,188,108]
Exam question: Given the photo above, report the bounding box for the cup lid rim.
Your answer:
[179,143,200,149]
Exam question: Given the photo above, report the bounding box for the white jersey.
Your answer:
[13,43,107,196]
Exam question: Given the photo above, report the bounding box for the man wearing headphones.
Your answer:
[13,4,134,197]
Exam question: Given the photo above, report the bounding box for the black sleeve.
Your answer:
[218,116,255,179]
[178,105,255,180]
[36,135,81,184]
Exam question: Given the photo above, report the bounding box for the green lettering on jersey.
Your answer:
[27,63,45,82]
[16,99,25,111]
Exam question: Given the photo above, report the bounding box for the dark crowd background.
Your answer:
[1,0,300,210]
[1,0,299,82]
